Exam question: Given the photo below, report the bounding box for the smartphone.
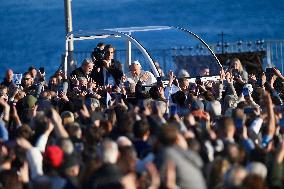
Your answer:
[265,68,274,75]
[232,69,240,78]
[157,77,162,83]
[110,93,116,101]
[124,81,130,88]
[39,67,45,74]
[13,73,22,85]
[189,83,197,93]
[256,79,263,87]
[81,85,87,92]
[172,78,179,86]
[242,88,249,98]
[195,76,202,85]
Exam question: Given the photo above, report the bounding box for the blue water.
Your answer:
[0,0,284,79]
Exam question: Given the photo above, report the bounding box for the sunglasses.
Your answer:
[24,78,31,80]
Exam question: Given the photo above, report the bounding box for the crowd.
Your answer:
[1,42,284,189]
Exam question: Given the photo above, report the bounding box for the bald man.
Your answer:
[1,69,14,87]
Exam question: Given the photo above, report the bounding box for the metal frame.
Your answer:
[64,26,222,80]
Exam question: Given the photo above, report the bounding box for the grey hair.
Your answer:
[98,139,119,164]
[82,58,94,66]
[246,162,267,179]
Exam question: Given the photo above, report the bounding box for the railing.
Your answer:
[209,40,284,72]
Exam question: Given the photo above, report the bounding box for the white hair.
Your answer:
[177,69,190,78]
[116,136,132,147]
[131,60,141,68]
[246,162,267,179]
[99,139,119,164]
[206,100,222,117]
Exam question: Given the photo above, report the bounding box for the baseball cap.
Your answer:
[44,145,64,168]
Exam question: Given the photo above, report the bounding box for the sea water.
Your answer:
[0,0,284,79]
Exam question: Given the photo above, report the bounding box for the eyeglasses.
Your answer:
[24,78,31,80]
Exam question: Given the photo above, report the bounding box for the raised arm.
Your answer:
[47,108,69,138]
[264,92,275,137]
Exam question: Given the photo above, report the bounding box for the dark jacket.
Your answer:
[91,67,122,87]
[87,163,123,189]
[1,78,13,88]
[70,67,89,79]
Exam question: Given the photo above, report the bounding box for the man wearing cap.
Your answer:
[126,60,157,86]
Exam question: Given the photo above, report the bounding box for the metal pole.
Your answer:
[221,32,224,54]
[126,32,132,70]
[64,0,75,75]
[280,42,283,74]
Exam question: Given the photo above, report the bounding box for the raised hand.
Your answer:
[79,91,87,98]
[248,73,257,82]
[121,74,127,83]
[261,72,266,86]
[58,70,66,79]
[225,72,233,83]
[273,67,284,79]
[70,75,79,86]
[139,72,150,82]
[169,70,175,81]
[220,69,225,81]
[47,108,68,138]
[80,104,90,119]
[168,70,175,86]
[0,98,10,122]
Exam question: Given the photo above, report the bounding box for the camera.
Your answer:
[232,69,240,78]
[92,47,105,62]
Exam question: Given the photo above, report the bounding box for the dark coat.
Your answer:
[87,163,123,189]
[91,67,122,87]
[70,67,89,79]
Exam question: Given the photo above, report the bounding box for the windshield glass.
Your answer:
[70,27,222,78]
